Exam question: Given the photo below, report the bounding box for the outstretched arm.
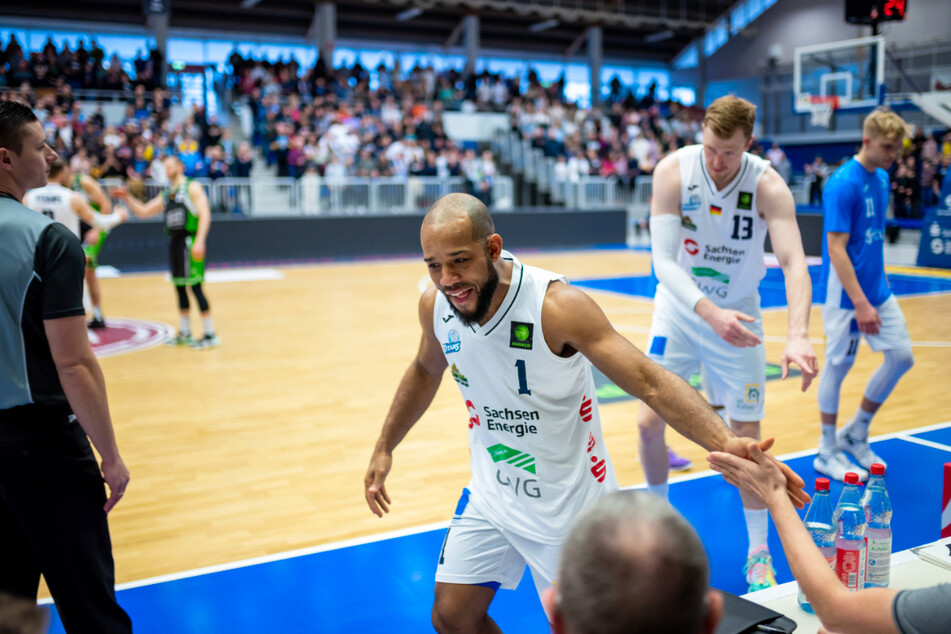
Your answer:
[112,187,164,218]
[364,288,448,517]
[543,282,809,507]
[708,445,897,634]
[71,193,127,230]
[760,168,819,390]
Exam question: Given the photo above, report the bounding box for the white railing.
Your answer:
[109,176,515,216]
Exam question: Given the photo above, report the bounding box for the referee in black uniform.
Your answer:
[0,101,132,631]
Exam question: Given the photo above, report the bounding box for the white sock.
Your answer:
[744,508,769,555]
[849,409,874,439]
[179,316,191,335]
[647,482,669,500]
[202,316,215,336]
[92,306,103,320]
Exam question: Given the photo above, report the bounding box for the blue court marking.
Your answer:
[43,426,951,633]
[575,267,951,309]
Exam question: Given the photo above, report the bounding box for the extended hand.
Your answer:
[781,336,819,392]
[364,451,393,517]
[721,437,809,508]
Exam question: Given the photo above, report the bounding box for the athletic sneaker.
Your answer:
[190,334,221,350]
[836,425,886,470]
[165,332,196,347]
[87,317,107,329]
[667,447,692,471]
[745,547,777,593]
[814,450,869,482]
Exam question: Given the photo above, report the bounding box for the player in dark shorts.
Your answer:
[113,156,220,348]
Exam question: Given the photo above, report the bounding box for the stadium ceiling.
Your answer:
[4,0,739,63]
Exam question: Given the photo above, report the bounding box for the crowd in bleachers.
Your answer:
[231,52,518,201]
[0,34,163,92]
[4,32,950,215]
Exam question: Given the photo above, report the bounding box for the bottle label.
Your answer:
[836,546,866,591]
[867,536,892,585]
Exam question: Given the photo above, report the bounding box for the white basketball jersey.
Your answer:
[432,251,618,544]
[25,184,79,238]
[662,144,770,313]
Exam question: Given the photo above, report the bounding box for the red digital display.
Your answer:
[883,0,906,19]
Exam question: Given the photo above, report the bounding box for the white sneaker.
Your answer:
[836,425,886,470]
[814,450,869,482]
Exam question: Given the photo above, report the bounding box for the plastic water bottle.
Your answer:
[862,463,892,588]
[798,477,836,613]
[834,472,867,591]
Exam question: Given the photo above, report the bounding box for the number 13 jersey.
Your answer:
[664,144,770,315]
[432,251,618,544]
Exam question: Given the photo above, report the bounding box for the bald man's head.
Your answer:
[422,193,495,245]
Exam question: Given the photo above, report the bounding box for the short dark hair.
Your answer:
[558,491,711,634]
[49,157,68,179]
[0,101,39,155]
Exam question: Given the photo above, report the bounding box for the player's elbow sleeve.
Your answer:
[650,215,705,310]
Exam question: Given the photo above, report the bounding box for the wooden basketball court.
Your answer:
[64,248,951,595]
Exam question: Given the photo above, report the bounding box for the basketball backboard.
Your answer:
[793,35,886,114]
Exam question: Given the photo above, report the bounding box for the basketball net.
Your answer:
[808,96,839,128]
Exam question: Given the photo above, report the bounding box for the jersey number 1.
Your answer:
[514,359,532,395]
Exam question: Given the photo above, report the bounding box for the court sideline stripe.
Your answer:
[39,420,950,602]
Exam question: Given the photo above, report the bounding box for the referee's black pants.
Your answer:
[0,408,132,633]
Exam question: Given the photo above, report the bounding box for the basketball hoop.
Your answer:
[808,95,840,128]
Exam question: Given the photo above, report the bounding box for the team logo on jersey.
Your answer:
[681,215,697,231]
[691,267,730,284]
[745,383,762,404]
[682,194,701,212]
[88,318,175,358]
[738,191,753,210]
[684,238,699,256]
[443,329,461,354]
[710,204,722,216]
[466,400,480,429]
[687,184,699,191]
[488,443,536,474]
[451,364,469,387]
[509,322,534,350]
[442,314,455,323]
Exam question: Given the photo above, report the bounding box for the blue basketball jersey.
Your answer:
[821,157,892,309]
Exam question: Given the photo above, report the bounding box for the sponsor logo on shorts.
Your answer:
[738,191,753,210]
[509,321,534,350]
[745,383,762,404]
[443,329,461,354]
[488,443,537,474]
[649,336,668,357]
[88,318,175,358]
[451,364,469,387]
[682,215,698,231]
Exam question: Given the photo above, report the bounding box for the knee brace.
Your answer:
[817,355,856,414]
[190,283,210,313]
[865,347,914,404]
[176,285,190,310]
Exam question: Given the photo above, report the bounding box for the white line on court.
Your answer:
[59,419,949,601]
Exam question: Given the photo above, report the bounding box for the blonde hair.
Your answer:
[863,107,910,142]
[703,95,756,140]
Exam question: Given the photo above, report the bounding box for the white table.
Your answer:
[745,544,951,633]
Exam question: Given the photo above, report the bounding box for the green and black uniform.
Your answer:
[72,174,108,268]
[164,179,205,286]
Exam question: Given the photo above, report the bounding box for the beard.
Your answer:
[444,261,500,327]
